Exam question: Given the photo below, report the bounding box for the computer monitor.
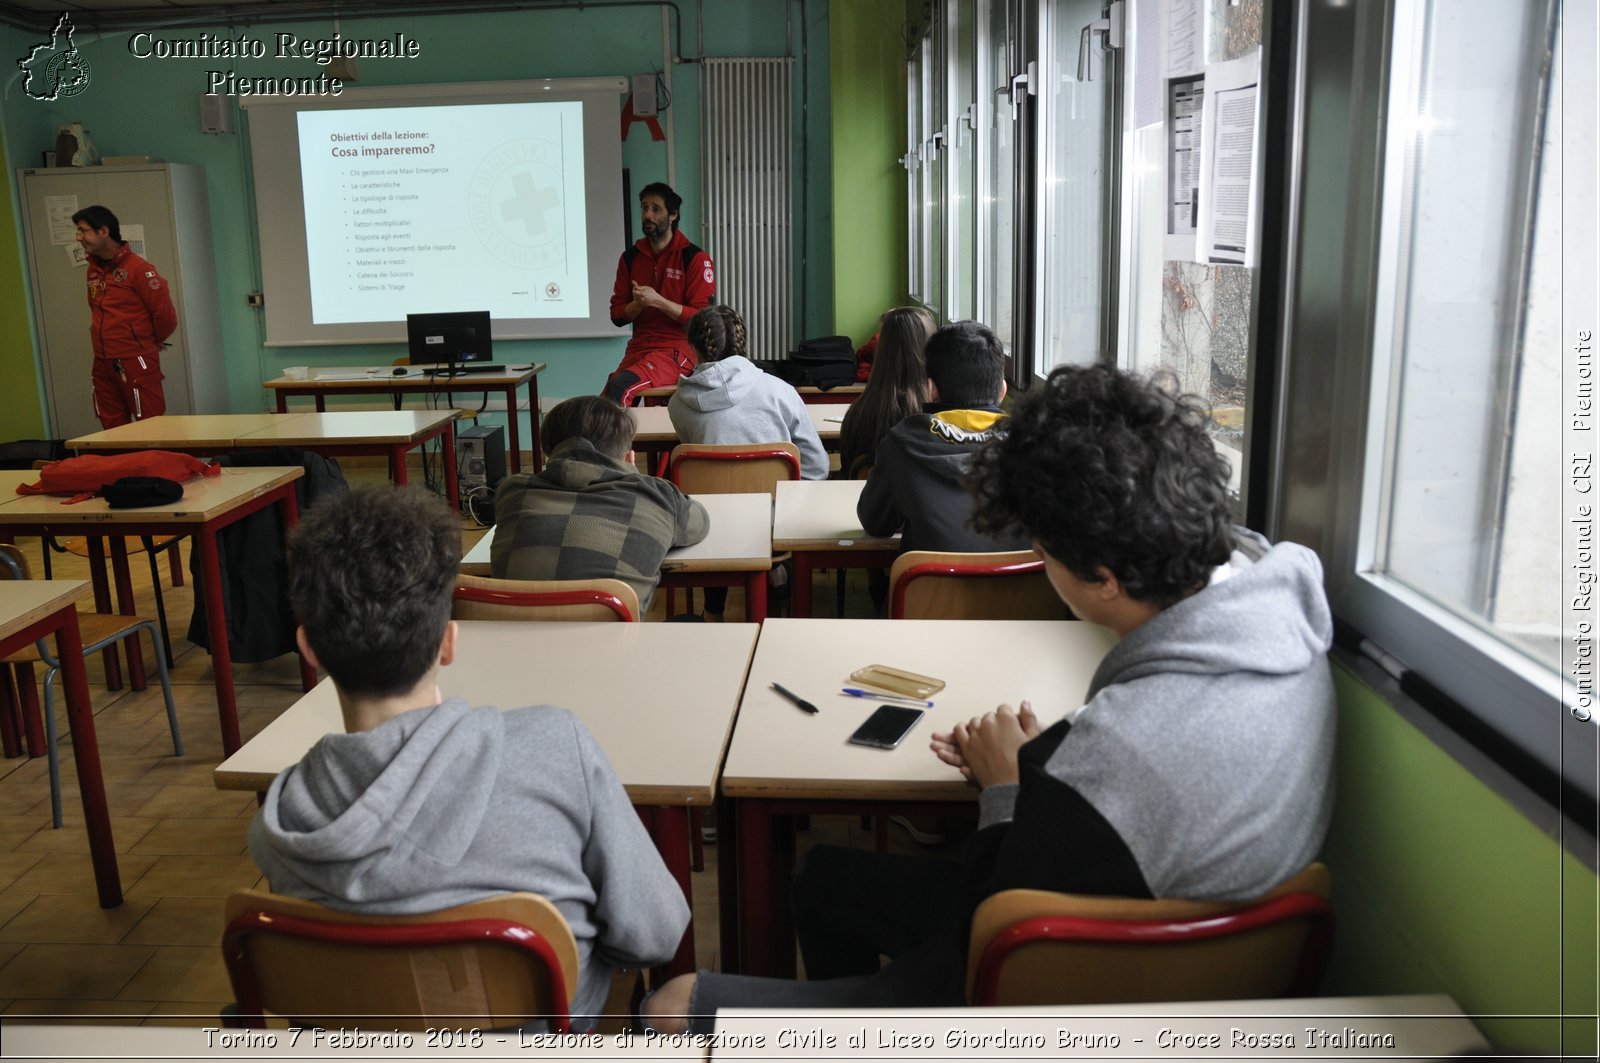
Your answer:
[406,310,493,365]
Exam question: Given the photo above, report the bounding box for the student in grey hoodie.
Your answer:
[249,486,689,1026]
[667,305,829,481]
[643,365,1335,1029]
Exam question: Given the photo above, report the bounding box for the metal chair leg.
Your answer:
[141,536,177,670]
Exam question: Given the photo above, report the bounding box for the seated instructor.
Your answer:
[604,181,715,405]
[492,395,709,615]
[646,364,1337,1028]
[250,486,689,1026]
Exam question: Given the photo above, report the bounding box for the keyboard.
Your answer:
[426,363,512,376]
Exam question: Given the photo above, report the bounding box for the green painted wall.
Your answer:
[1323,664,1598,1056]
[828,0,908,347]
[0,1,832,439]
[0,122,46,439]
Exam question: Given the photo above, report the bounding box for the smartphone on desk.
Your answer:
[847,705,926,750]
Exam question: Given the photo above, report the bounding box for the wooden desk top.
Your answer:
[460,493,773,575]
[235,409,458,445]
[215,620,760,805]
[772,478,898,551]
[264,363,546,389]
[721,617,1116,800]
[629,404,849,444]
[0,467,303,526]
[67,413,293,451]
[0,581,92,641]
[710,995,1489,1059]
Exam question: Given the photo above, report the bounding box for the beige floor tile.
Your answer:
[0,943,156,999]
[127,818,249,858]
[131,757,230,789]
[117,945,234,1003]
[16,817,160,855]
[132,785,256,820]
[0,893,155,944]
[141,1000,234,1027]
[1,997,157,1024]
[123,896,227,948]
[0,894,32,930]
[123,855,261,900]
[0,852,46,892]
[8,853,156,897]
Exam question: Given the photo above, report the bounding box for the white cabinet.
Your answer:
[16,163,224,439]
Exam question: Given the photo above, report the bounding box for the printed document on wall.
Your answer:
[1164,74,1204,260]
[1197,52,1261,267]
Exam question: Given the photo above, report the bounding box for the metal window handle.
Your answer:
[1078,1,1125,82]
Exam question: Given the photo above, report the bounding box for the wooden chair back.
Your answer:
[888,549,1074,620]
[222,890,580,1031]
[966,863,1334,1005]
[452,575,639,623]
[668,442,802,496]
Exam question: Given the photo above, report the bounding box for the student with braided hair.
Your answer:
[667,305,829,480]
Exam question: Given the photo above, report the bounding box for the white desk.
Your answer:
[772,479,899,616]
[722,617,1116,977]
[461,493,775,620]
[214,619,759,977]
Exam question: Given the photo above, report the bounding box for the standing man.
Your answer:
[604,182,714,405]
[73,205,177,428]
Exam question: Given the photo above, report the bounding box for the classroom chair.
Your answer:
[888,549,1075,620]
[965,863,1335,1006]
[452,574,640,623]
[667,442,800,618]
[0,543,182,828]
[221,889,579,1032]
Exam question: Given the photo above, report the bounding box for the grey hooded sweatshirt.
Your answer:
[666,355,830,480]
[249,699,689,1020]
[974,529,1337,903]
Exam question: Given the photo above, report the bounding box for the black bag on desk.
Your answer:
[752,336,857,390]
[187,448,349,663]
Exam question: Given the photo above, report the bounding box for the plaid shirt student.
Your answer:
[490,436,709,614]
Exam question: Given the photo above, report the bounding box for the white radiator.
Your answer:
[702,57,795,359]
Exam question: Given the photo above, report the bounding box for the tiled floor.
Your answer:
[0,462,905,1026]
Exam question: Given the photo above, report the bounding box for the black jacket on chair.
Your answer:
[186,449,348,663]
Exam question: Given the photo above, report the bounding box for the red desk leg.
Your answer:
[84,537,122,690]
[792,553,815,618]
[745,571,767,624]
[389,444,407,486]
[528,374,543,473]
[195,526,242,756]
[53,608,122,908]
[275,392,288,413]
[652,806,697,977]
[107,537,147,691]
[737,800,774,976]
[504,383,522,475]
[441,422,459,511]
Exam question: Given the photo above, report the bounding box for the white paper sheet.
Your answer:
[45,194,79,245]
[1197,52,1262,267]
[1164,73,1204,261]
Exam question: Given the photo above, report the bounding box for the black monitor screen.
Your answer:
[406,311,492,365]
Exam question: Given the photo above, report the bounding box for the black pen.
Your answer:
[771,682,818,715]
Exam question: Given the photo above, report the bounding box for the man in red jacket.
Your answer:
[73,205,178,428]
[603,182,714,405]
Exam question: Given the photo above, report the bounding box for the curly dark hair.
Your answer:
[687,304,747,362]
[639,181,682,229]
[288,486,460,698]
[969,365,1234,607]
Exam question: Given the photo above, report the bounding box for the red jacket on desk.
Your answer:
[608,229,714,369]
[87,242,177,362]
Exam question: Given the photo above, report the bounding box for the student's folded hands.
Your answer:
[931,700,1038,789]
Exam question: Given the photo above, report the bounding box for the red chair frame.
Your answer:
[970,890,1336,1006]
[222,911,573,1032]
[451,583,636,622]
[668,444,803,487]
[889,556,1046,619]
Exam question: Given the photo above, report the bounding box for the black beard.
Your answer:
[643,220,669,240]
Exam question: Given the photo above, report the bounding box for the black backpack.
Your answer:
[753,335,856,390]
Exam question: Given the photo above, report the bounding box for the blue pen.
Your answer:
[840,688,934,707]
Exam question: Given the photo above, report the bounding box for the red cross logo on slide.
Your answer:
[620,94,665,142]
